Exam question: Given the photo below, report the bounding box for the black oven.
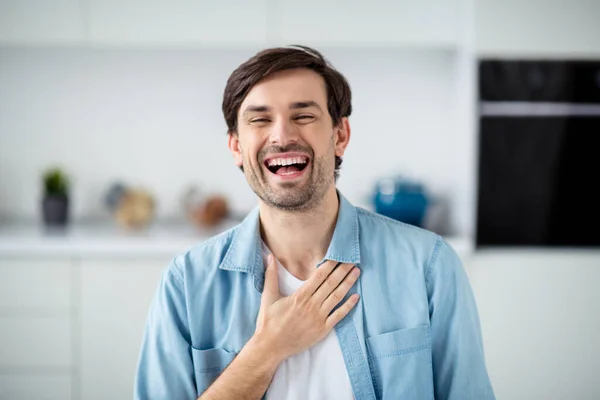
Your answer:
[476,60,600,247]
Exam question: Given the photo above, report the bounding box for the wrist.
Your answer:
[244,333,285,373]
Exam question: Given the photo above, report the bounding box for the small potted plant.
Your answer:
[42,167,70,226]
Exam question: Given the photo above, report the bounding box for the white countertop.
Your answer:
[0,220,473,258]
[0,219,240,257]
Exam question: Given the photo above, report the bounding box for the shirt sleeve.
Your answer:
[134,262,197,400]
[425,238,496,400]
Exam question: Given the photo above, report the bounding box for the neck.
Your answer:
[259,187,340,280]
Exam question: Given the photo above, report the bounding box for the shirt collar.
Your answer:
[219,192,361,292]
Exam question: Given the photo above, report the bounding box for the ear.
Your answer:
[228,132,244,167]
[334,117,351,158]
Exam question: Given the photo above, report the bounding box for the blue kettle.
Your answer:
[372,176,430,227]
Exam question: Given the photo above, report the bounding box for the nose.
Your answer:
[268,118,299,146]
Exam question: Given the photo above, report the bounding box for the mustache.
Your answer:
[258,144,314,162]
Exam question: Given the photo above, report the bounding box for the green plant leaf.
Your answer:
[43,167,69,196]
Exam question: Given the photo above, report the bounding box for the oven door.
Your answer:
[476,115,600,246]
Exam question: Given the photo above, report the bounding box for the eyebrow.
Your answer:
[290,101,322,111]
[242,101,322,117]
[243,105,271,114]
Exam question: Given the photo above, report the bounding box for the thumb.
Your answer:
[262,254,281,305]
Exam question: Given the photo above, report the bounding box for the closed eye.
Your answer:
[294,115,314,121]
[251,118,270,123]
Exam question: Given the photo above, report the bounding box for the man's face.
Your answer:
[229,68,349,211]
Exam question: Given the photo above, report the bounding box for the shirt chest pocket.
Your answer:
[191,347,238,395]
[366,325,434,400]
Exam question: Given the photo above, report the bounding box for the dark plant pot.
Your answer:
[43,195,69,226]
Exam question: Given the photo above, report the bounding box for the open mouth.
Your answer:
[264,155,309,176]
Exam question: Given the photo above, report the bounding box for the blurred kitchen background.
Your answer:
[1,0,599,399]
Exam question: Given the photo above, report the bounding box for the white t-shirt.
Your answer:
[262,243,354,400]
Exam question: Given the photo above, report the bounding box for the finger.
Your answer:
[261,254,281,306]
[325,294,360,330]
[320,267,360,312]
[312,263,356,306]
[297,260,341,298]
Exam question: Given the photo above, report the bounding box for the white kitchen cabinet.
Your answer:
[0,259,72,309]
[0,257,75,400]
[465,251,600,399]
[273,0,461,48]
[0,375,72,400]
[0,0,85,45]
[0,317,72,368]
[87,0,269,47]
[0,0,468,49]
[476,0,600,57]
[80,258,170,400]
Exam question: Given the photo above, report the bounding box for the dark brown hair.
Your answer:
[222,45,352,179]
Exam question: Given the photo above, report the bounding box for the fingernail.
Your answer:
[352,268,360,277]
[267,254,273,264]
[351,294,359,302]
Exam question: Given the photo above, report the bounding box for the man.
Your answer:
[135,45,495,400]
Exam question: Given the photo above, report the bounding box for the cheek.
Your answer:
[302,126,329,152]
[239,146,261,169]
[237,132,266,166]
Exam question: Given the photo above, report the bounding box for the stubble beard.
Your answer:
[244,149,335,213]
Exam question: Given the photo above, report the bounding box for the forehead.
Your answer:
[240,68,327,110]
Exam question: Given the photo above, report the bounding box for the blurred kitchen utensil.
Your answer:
[372,176,430,228]
[104,182,155,229]
[182,185,230,228]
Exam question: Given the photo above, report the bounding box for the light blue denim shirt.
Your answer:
[135,193,495,400]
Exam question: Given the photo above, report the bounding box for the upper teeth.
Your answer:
[267,157,308,167]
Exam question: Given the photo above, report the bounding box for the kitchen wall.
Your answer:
[0,47,460,230]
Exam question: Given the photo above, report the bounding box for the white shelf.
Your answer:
[0,220,473,259]
[0,220,238,258]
